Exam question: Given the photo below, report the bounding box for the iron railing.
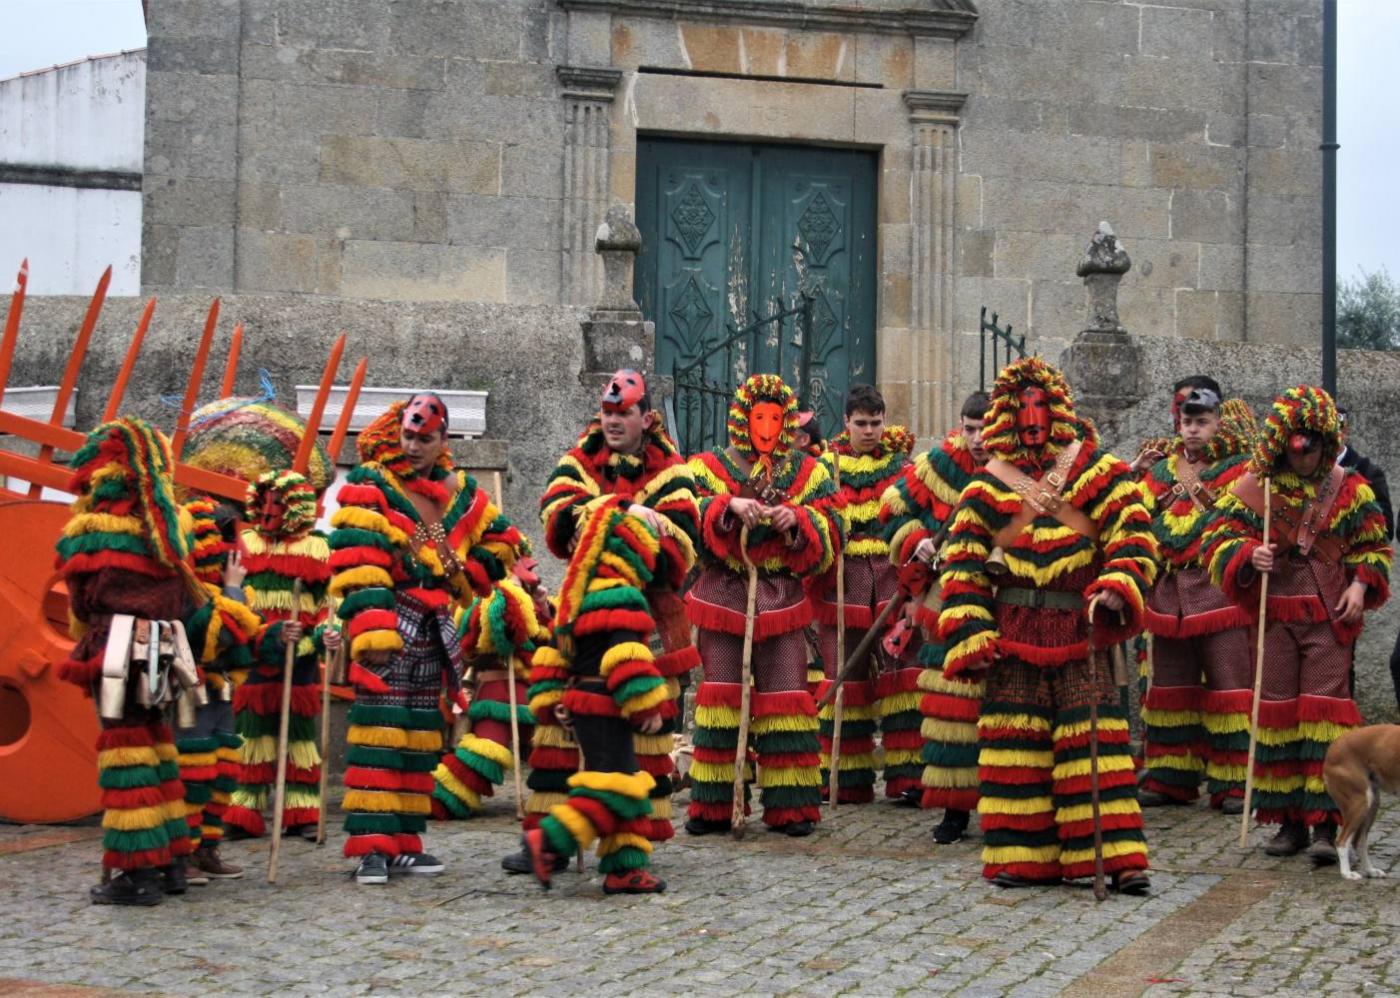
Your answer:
[979,305,1027,390]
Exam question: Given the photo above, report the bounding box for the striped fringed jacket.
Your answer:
[936,420,1157,680]
[328,462,523,665]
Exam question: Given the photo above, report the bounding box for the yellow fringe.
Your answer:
[821,751,877,772]
[551,803,598,849]
[63,511,145,538]
[525,791,568,815]
[1053,716,1130,741]
[751,713,819,735]
[817,702,878,723]
[177,750,218,768]
[922,718,978,743]
[1056,799,1142,824]
[981,748,1054,768]
[600,641,653,674]
[102,805,167,831]
[918,669,986,696]
[1051,755,1136,780]
[350,629,404,659]
[979,795,1054,816]
[883,748,922,768]
[982,844,1061,864]
[650,797,672,819]
[979,712,1053,734]
[1202,711,1251,734]
[695,705,742,729]
[433,765,481,810]
[98,746,162,769]
[344,789,431,815]
[877,691,922,717]
[330,564,395,598]
[632,732,673,755]
[284,788,320,809]
[532,724,577,750]
[596,832,653,857]
[923,766,979,789]
[1059,840,1148,867]
[230,788,267,811]
[331,505,409,547]
[1256,725,1301,747]
[461,734,514,771]
[620,684,671,719]
[1298,719,1353,745]
[1206,762,1247,783]
[1141,708,1201,728]
[568,770,655,799]
[690,760,740,784]
[758,766,822,788]
[154,742,178,762]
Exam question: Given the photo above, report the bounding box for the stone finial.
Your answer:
[1077,221,1132,334]
[595,205,642,311]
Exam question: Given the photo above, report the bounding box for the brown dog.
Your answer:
[1322,724,1400,881]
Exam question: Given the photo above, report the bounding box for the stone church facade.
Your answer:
[141,0,1324,440]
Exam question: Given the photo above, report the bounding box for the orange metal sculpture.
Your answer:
[0,262,367,823]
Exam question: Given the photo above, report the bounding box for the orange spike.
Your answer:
[104,297,157,421]
[220,322,244,398]
[0,258,28,410]
[29,265,110,497]
[169,298,220,459]
[318,356,367,519]
[294,333,346,475]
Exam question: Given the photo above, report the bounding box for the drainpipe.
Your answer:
[1321,0,1339,396]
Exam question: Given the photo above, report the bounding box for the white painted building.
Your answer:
[0,49,144,295]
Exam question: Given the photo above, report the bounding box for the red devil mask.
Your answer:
[402,393,448,436]
[260,489,286,533]
[1287,431,1321,458]
[601,369,647,414]
[1016,386,1050,449]
[750,402,784,457]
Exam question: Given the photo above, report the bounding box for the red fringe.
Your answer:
[344,766,402,791]
[1147,603,1254,638]
[281,807,320,828]
[635,754,674,776]
[343,833,400,858]
[59,655,102,687]
[815,678,874,708]
[1144,684,1204,712]
[104,847,173,871]
[752,689,817,718]
[979,765,1048,785]
[1054,771,1140,797]
[643,818,674,842]
[979,810,1056,832]
[810,598,881,629]
[1203,689,1253,714]
[997,638,1086,667]
[574,608,655,637]
[441,754,493,794]
[348,608,399,639]
[696,682,743,708]
[1297,694,1362,726]
[881,730,924,751]
[685,593,813,638]
[653,646,700,676]
[761,805,820,827]
[1061,851,1147,881]
[97,726,157,750]
[562,688,620,718]
[920,692,981,723]
[922,788,979,811]
[63,550,169,578]
[759,751,822,769]
[529,747,580,770]
[236,682,321,716]
[874,666,922,700]
[100,787,166,809]
[1257,698,1299,729]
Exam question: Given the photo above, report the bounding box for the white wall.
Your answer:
[0,50,144,295]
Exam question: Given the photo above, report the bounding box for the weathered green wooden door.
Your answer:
[636,138,877,454]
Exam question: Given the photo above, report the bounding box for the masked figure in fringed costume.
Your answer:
[429,568,541,821]
[936,358,1156,893]
[809,387,916,805]
[685,374,840,838]
[174,496,263,880]
[329,393,523,884]
[57,417,222,905]
[1137,384,1258,813]
[878,390,989,844]
[520,495,682,894]
[500,371,699,877]
[1202,385,1390,863]
[221,471,336,840]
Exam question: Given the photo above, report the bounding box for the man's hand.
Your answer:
[222,549,246,588]
[630,504,665,533]
[1336,579,1368,625]
[913,536,938,564]
[282,621,304,647]
[1129,448,1164,474]
[728,497,764,529]
[1250,542,1276,574]
[323,628,342,653]
[636,713,664,735]
[1094,589,1126,615]
[764,503,798,534]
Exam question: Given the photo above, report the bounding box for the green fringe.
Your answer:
[99,765,161,789]
[541,814,578,857]
[103,827,170,852]
[344,812,400,835]
[467,699,535,726]
[760,784,820,809]
[597,845,649,875]
[456,747,505,786]
[571,786,651,820]
[755,730,820,755]
[176,736,220,753]
[432,786,473,819]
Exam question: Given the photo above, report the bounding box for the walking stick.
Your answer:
[1240,479,1272,848]
[315,634,344,846]
[732,524,758,839]
[507,655,527,821]
[828,457,846,815]
[1086,593,1108,902]
[268,578,304,884]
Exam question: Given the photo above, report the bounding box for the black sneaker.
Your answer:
[389,852,444,876]
[933,809,970,844]
[892,787,923,808]
[355,853,389,885]
[502,848,569,875]
[783,820,814,838]
[90,869,163,906]
[684,816,730,836]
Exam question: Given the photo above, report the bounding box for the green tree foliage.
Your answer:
[1337,267,1400,351]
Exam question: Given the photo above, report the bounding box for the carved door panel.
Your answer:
[636,137,876,450]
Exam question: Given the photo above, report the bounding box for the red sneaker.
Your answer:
[603,870,667,895]
[523,829,555,890]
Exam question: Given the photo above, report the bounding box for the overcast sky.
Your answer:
[0,0,1395,280]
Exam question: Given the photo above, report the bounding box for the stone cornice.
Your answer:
[903,89,968,124]
[557,64,624,101]
[556,0,978,39]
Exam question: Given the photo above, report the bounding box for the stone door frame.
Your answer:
[555,0,976,437]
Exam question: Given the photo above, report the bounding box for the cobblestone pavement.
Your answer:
[1,787,1396,998]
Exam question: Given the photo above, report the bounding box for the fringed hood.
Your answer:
[357,400,454,483]
[1252,385,1341,478]
[245,469,319,539]
[727,374,799,463]
[979,357,1090,470]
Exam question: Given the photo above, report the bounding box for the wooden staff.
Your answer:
[315,633,344,846]
[268,578,304,884]
[1086,592,1108,903]
[732,524,757,839]
[507,656,527,821]
[1240,480,1272,848]
[828,455,846,815]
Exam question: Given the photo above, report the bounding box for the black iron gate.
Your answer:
[979,305,1027,391]
[670,294,814,457]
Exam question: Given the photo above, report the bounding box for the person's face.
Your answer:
[601,404,652,454]
[1015,387,1050,449]
[400,425,447,474]
[845,409,885,455]
[749,402,784,456]
[961,415,988,464]
[259,490,286,533]
[1286,434,1324,478]
[1179,410,1220,458]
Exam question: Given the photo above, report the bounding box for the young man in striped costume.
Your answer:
[1136,380,1257,813]
[329,393,524,885]
[811,385,917,804]
[936,358,1156,894]
[879,390,989,843]
[1202,385,1390,862]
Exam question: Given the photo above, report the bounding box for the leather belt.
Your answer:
[995,587,1085,611]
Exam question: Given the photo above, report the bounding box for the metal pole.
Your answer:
[1321,0,1339,397]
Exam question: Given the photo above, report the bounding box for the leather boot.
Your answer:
[1306,822,1338,865]
[1263,822,1309,856]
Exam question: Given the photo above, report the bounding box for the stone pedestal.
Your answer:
[578,205,659,401]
